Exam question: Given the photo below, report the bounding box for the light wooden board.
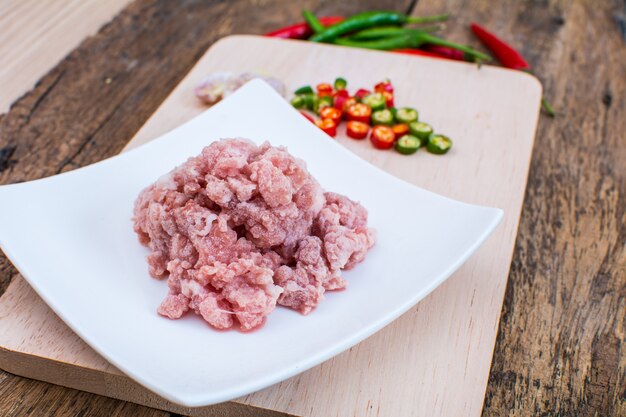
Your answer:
[0,0,131,113]
[0,36,541,417]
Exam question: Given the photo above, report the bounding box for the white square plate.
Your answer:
[0,80,502,406]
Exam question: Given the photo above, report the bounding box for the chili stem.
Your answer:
[541,97,556,117]
[417,33,492,62]
[405,14,449,24]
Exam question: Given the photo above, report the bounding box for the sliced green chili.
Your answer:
[395,134,421,154]
[371,109,395,125]
[290,95,306,109]
[314,95,333,113]
[395,107,419,124]
[427,133,452,154]
[409,121,433,145]
[334,77,347,90]
[301,93,318,111]
[362,93,387,111]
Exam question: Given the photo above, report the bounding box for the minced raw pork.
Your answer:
[133,138,375,331]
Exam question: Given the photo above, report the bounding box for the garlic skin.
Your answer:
[195,72,286,105]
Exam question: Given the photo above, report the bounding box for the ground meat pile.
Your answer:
[133,138,376,331]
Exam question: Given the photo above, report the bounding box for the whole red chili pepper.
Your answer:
[354,88,371,100]
[265,16,344,39]
[422,45,466,61]
[470,23,530,70]
[470,22,555,117]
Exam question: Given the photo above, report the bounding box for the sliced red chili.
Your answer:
[317,83,333,97]
[370,125,395,149]
[333,95,346,110]
[346,103,372,124]
[332,89,348,109]
[374,79,394,94]
[319,106,342,124]
[392,123,409,138]
[382,91,394,108]
[354,88,371,100]
[315,118,337,137]
[341,97,358,116]
[346,121,370,140]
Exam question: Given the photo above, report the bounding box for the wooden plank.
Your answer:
[412,0,626,415]
[0,0,131,113]
[0,369,171,417]
[0,34,541,417]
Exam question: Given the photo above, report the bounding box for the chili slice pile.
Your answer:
[291,77,452,155]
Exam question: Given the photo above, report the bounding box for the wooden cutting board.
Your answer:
[0,36,541,417]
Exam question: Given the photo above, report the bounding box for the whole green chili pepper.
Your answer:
[302,10,325,33]
[309,11,449,43]
[349,25,440,40]
[334,32,491,62]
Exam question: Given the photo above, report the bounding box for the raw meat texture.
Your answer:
[133,138,375,331]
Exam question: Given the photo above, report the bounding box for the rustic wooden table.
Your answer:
[0,1,624,416]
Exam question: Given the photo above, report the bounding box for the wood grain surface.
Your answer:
[0,0,624,417]
[0,0,131,113]
[413,1,626,415]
